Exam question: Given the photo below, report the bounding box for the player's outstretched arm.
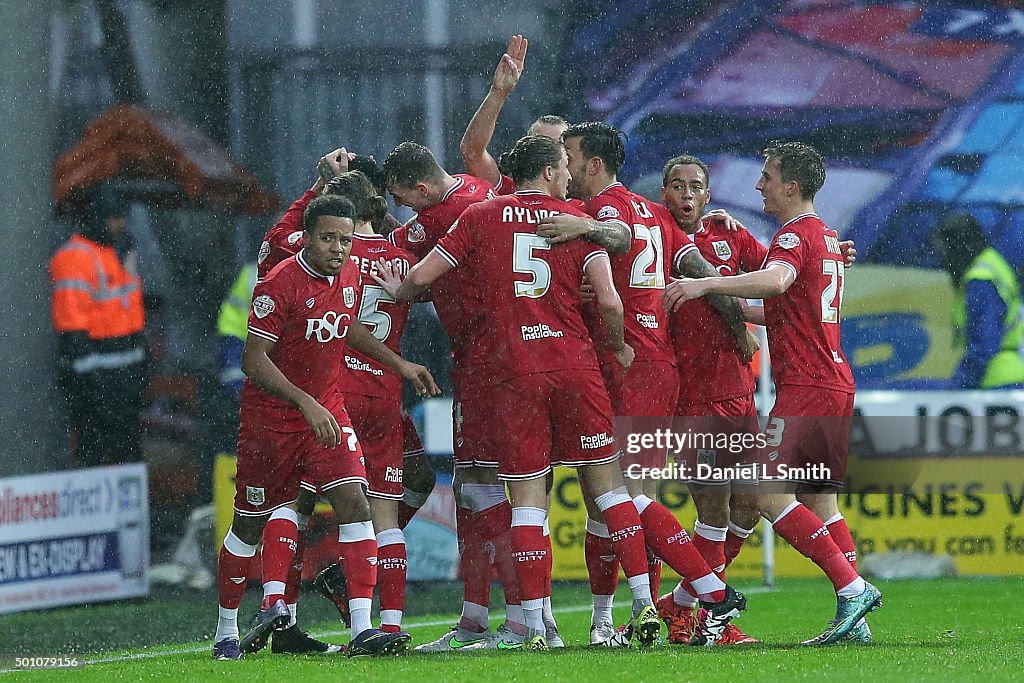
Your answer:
[241,334,341,446]
[347,321,440,398]
[665,262,795,311]
[537,214,631,254]
[586,254,634,371]
[460,35,527,185]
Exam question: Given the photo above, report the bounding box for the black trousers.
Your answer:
[63,362,147,468]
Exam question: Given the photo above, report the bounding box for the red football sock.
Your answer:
[639,502,724,601]
[724,523,753,568]
[543,528,553,598]
[218,536,255,610]
[284,533,305,607]
[773,504,857,592]
[600,500,648,580]
[376,529,407,632]
[693,520,728,580]
[510,509,549,602]
[585,524,620,596]
[475,501,521,605]
[458,506,491,608]
[826,515,857,571]
[647,548,663,600]
[339,521,377,601]
[261,514,298,603]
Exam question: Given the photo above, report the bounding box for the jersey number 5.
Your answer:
[820,259,845,324]
[359,284,394,341]
[513,233,552,298]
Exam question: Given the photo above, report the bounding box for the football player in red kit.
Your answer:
[213,195,438,660]
[375,134,665,651]
[664,141,881,645]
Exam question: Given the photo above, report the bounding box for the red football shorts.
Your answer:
[601,359,679,417]
[483,369,620,480]
[604,360,679,471]
[452,374,502,469]
[235,402,366,515]
[674,394,760,484]
[345,393,403,500]
[761,386,855,488]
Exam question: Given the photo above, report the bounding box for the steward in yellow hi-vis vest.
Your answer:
[216,262,258,398]
[934,212,1024,389]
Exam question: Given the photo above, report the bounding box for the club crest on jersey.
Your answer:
[246,486,265,506]
[712,240,732,260]
[343,286,356,308]
[777,232,800,249]
[407,221,426,243]
[253,294,276,319]
[287,230,303,245]
[596,205,620,220]
[306,297,316,308]
[258,240,270,264]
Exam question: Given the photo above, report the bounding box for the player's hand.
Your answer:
[371,258,404,298]
[580,275,595,303]
[399,361,441,399]
[737,328,760,363]
[614,343,635,373]
[537,214,590,244]
[663,277,706,312]
[315,148,354,189]
[493,34,527,94]
[702,208,744,232]
[299,397,342,448]
[840,239,857,267]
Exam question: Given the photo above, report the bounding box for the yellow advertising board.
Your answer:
[548,466,1024,580]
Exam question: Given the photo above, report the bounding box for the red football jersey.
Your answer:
[388,175,496,371]
[762,214,855,393]
[241,250,363,431]
[583,183,695,366]
[257,190,315,279]
[673,219,768,402]
[434,190,606,382]
[340,233,416,399]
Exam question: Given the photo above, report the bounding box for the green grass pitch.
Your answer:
[1,577,1020,681]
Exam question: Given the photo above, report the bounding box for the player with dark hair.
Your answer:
[656,154,766,645]
[540,122,750,646]
[320,171,420,637]
[664,141,882,645]
[374,133,662,651]
[381,142,534,650]
[213,195,439,660]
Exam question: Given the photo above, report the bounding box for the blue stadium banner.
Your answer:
[914,7,1024,43]
[0,464,149,614]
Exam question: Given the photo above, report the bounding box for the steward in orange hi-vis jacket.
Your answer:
[50,191,147,467]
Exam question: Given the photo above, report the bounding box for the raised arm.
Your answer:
[460,35,527,186]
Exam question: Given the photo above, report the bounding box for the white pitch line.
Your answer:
[0,585,774,672]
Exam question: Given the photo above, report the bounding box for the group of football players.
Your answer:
[212,34,881,659]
